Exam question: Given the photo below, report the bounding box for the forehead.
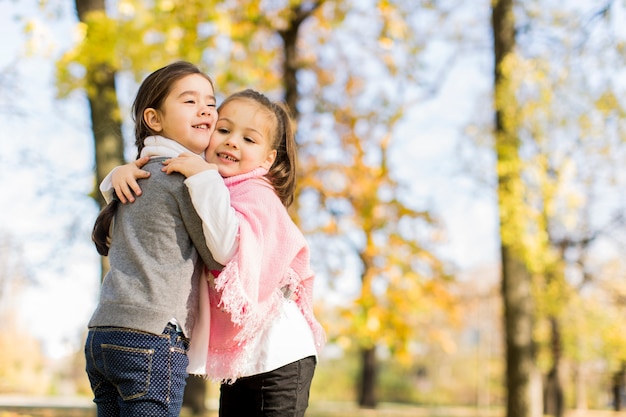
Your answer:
[219,98,275,129]
[170,73,214,95]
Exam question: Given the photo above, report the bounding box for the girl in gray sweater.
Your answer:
[86,61,222,417]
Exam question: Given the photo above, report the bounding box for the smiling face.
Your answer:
[143,73,217,154]
[205,98,277,177]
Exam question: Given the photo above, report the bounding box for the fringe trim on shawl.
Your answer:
[199,265,326,383]
[204,260,283,382]
[213,259,286,344]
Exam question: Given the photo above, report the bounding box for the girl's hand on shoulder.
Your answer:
[162,152,217,178]
[112,156,151,203]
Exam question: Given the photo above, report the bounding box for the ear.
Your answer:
[143,108,163,132]
[261,149,277,170]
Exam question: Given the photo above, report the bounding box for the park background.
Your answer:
[1,1,626,416]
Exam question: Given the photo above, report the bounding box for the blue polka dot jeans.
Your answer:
[85,323,189,417]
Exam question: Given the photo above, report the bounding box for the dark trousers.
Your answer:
[219,356,316,417]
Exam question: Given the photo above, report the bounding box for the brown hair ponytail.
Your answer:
[92,198,119,256]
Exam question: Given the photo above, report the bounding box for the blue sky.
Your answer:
[0,0,500,359]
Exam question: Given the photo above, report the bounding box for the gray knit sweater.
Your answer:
[88,158,222,337]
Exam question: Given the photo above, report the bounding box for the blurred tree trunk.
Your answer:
[358,347,377,408]
[491,0,540,416]
[74,0,124,209]
[277,1,318,121]
[183,375,208,415]
[612,362,625,411]
[73,0,123,278]
[544,317,563,417]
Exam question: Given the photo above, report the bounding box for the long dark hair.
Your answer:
[218,89,298,207]
[92,61,214,256]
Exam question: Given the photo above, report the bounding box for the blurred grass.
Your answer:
[3,401,626,417]
[0,403,502,417]
[3,405,626,417]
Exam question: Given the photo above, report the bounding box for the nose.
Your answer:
[200,106,215,116]
[224,137,238,149]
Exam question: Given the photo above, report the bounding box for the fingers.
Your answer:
[111,160,151,203]
[115,177,142,203]
[114,181,134,204]
[161,161,175,174]
[161,155,189,173]
[136,169,151,180]
[134,155,150,168]
[161,159,185,175]
[127,179,143,201]
[126,168,152,201]
[161,154,213,178]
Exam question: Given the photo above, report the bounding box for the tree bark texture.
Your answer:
[500,247,538,417]
[278,1,322,120]
[492,0,541,416]
[544,317,563,417]
[183,375,207,415]
[73,1,123,281]
[358,346,377,408]
[74,0,125,211]
[612,362,625,411]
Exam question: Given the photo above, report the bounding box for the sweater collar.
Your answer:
[223,167,269,187]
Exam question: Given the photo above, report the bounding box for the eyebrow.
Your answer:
[178,90,216,102]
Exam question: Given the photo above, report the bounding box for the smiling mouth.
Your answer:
[193,124,210,130]
[218,152,238,162]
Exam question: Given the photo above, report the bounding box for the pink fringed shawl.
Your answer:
[187,168,325,382]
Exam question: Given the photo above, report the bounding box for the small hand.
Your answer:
[112,156,151,203]
[162,152,217,178]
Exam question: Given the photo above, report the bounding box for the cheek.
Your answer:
[205,141,222,161]
[204,145,214,159]
[206,140,218,152]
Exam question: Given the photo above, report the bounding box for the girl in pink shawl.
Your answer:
[112,89,325,417]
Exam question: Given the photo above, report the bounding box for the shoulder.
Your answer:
[232,176,281,207]
[227,177,290,225]
[233,175,274,194]
[125,159,190,208]
[141,159,186,188]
